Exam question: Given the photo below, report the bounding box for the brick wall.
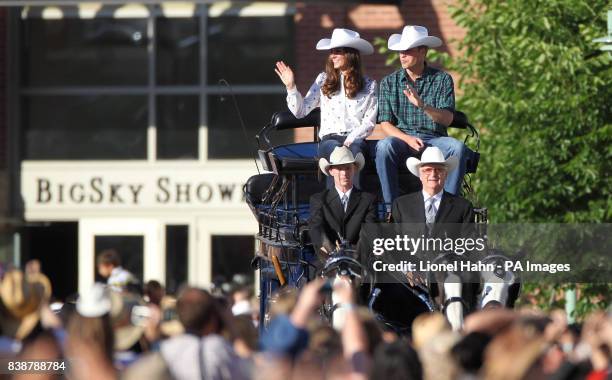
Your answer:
[293,0,464,142]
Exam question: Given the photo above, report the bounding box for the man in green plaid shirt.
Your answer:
[375,26,467,207]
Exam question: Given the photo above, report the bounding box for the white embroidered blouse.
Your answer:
[286,72,378,145]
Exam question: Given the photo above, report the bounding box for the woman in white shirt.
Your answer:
[274,28,378,189]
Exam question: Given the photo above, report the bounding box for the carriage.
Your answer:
[244,108,518,333]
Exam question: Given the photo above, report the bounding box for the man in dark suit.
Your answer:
[392,146,474,227]
[391,146,475,330]
[309,146,377,257]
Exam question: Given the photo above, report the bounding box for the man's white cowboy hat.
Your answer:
[319,146,365,176]
[406,146,458,177]
[388,25,442,51]
[316,28,374,55]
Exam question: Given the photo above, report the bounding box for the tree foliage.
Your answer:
[449,0,612,222]
[376,0,611,222]
[375,1,612,316]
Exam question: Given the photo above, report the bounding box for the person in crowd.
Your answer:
[451,331,492,377]
[96,249,138,292]
[66,283,116,375]
[144,280,165,306]
[482,322,548,380]
[261,276,373,379]
[275,28,378,189]
[309,146,377,258]
[123,286,250,380]
[231,285,254,317]
[370,340,423,380]
[376,25,468,207]
[231,314,258,360]
[13,329,65,380]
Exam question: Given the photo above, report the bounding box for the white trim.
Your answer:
[198,125,208,161]
[22,3,150,19]
[22,2,294,19]
[114,3,149,18]
[78,218,162,293]
[209,2,295,17]
[147,126,157,162]
[161,2,197,18]
[21,159,256,168]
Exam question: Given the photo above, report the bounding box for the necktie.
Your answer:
[341,194,349,212]
[426,197,437,225]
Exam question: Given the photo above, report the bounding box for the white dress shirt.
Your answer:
[422,189,443,217]
[336,187,353,209]
[286,72,378,144]
[107,266,137,292]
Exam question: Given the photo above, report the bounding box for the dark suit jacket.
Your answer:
[392,191,475,239]
[309,188,378,253]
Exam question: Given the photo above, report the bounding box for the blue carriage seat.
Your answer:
[253,108,480,206]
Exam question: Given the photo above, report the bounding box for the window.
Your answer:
[207,16,293,85]
[19,5,295,161]
[165,225,188,294]
[157,95,198,159]
[208,94,292,159]
[22,18,148,86]
[211,235,254,285]
[94,235,144,284]
[156,17,199,85]
[23,95,147,159]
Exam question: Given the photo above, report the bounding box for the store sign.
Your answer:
[21,162,262,215]
[34,176,242,205]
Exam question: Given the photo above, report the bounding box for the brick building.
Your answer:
[0,1,462,299]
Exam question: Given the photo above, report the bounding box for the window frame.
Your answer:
[17,3,293,162]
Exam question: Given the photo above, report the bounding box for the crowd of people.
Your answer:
[0,24,609,380]
[0,258,610,380]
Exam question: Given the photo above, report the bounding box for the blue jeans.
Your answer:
[318,135,367,190]
[375,135,467,205]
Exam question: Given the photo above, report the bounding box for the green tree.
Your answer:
[449,0,611,222]
[375,1,611,317]
[376,1,611,222]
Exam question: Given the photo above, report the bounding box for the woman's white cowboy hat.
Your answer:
[319,146,365,176]
[388,25,442,51]
[316,28,374,55]
[406,146,458,177]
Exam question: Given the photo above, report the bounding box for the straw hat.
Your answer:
[0,270,52,340]
[319,146,365,176]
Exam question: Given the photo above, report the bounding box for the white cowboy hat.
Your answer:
[319,146,365,176]
[388,25,442,51]
[77,283,112,318]
[316,28,374,55]
[406,146,458,177]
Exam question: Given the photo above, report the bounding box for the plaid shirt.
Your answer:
[377,65,455,136]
